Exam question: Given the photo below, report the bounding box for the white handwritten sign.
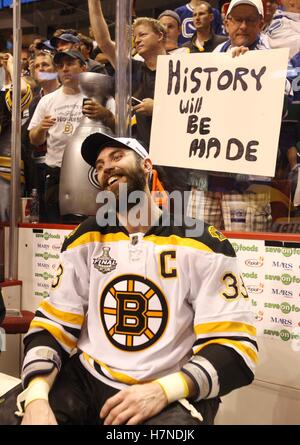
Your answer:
[150,49,289,177]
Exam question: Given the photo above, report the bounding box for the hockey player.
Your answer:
[17,134,258,425]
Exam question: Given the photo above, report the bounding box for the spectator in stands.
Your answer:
[182,1,227,52]
[78,33,107,73]
[214,0,267,51]
[50,32,107,74]
[88,0,167,150]
[21,48,30,76]
[22,51,61,221]
[157,10,189,54]
[0,53,32,222]
[175,0,224,46]
[50,33,81,53]
[28,49,115,222]
[264,0,300,58]
[133,10,189,61]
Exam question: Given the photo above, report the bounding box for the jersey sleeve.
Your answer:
[24,240,90,357]
[182,232,258,400]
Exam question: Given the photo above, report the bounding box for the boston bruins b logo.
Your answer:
[100,274,168,351]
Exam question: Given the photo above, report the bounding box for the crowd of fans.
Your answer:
[0,0,299,231]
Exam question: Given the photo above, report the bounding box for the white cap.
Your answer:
[81,133,149,167]
[226,0,264,17]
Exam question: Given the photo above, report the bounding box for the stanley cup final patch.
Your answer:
[93,247,117,274]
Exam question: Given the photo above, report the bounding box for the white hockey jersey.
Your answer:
[26,213,257,394]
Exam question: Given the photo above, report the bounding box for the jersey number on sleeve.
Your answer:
[221,272,248,300]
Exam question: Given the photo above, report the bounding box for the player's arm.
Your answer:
[15,329,64,425]
[87,0,116,68]
[182,233,257,402]
[18,238,87,424]
[20,367,58,425]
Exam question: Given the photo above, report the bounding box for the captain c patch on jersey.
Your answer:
[100,274,168,351]
[93,247,117,274]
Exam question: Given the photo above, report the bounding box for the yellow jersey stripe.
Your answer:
[194,321,256,337]
[144,235,213,252]
[66,232,129,250]
[30,320,77,350]
[40,300,84,326]
[194,338,258,363]
[66,231,214,253]
[84,353,140,385]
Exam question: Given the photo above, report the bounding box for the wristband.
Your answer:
[155,372,189,404]
[15,377,50,417]
[24,377,50,409]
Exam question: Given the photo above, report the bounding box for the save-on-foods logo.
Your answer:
[245,257,264,267]
[265,302,300,314]
[36,232,61,241]
[265,247,300,257]
[264,329,300,342]
[265,273,300,285]
[272,261,293,271]
[35,272,54,281]
[270,316,293,327]
[34,291,49,298]
[271,288,293,298]
[247,283,264,294]
[231,243,258,253]
[35,252,59,261]
[242,272,258,279]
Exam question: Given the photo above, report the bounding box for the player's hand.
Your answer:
[100,382,168,425]
[21,399,58,425]
[231,46,249,57]
[133,98,154,116]
[40,115,56,130]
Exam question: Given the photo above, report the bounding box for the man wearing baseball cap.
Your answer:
[214,0,268,51]
[50,33,81,52]
[28,50,115,222]
[18,129,257,426]
[157,10,189,55]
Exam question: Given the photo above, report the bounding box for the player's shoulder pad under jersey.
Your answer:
[61,215,125,252]
[156,213,236,257]
[171,214,236,258]
[198,222,236,257]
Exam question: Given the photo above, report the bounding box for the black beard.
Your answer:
[105,162,147,212]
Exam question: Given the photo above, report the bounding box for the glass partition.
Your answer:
[0,0,298,237]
